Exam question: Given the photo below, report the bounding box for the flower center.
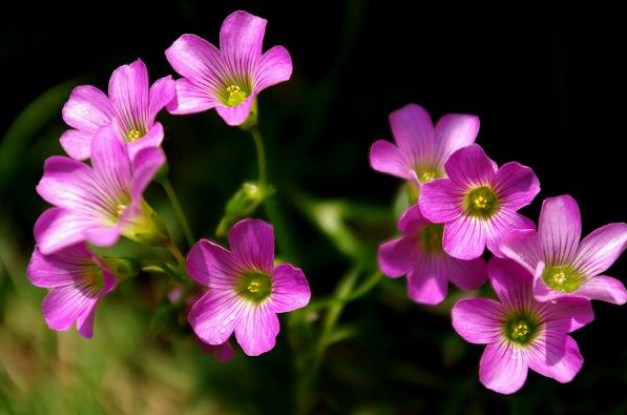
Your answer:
[226,85,248,106]
[418,224,444,253]
[542,265,585,292]
[504,313,538,344]
[237,271,272,303]
[127,129,143,142]
[464,186,500,218]
[83,266,105,294]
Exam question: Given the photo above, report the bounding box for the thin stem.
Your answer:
[161,178,195,248]
[166,240,186,267]
[306,270,383,311]
[249,127,267,188]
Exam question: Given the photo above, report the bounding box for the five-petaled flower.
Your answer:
[60,59,174,161]
[186,219,311,356]
[378,204,487,304]
[501,195,627,304]
[452,257,594,394]
[370,103,480,188]
[27,243,116,338]
[419,144,540,260]
[35,125,168,255]
[165,10,293,126]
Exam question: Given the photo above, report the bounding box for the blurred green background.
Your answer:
[1,1,627,414]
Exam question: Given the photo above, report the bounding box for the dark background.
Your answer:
[1,1,626,414]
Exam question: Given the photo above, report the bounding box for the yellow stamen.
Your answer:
[127,129,142,142]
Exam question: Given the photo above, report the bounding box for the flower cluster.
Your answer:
[371,104,627,393]
[27,10,310,358]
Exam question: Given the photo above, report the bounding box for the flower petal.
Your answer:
[62,85,113,132]
[500,229,543,275]
[130,145,166,201]
[235,302,279,356]
[397,203,430,233]
[165,34,226,93]
[198,338,236,362]
[540,296,594,333]
[452,298,505,344]
[108,60,150,133]
[219,11,266,74]
[228,219,274,273]
[27,244,92,288]
[90,126,132,197]
[186,240,243,289]
[167,79,220,115]
[126,122,165,162]
[526,334,583,383]
[60,129,95,161]
[42,284,98,333]
[485,210,535,257]
[433,113,480,167]
[388,104,435,168]
[149,75,176,121]
[493,162,540,210]
[445,255,488,291]
[574,223,627,277]
[188,290,245,345]
[488,257,534,310]
[36,156,94,209]
[479,340,528,394]
[538,195,581,265]
[254,45,292,90]
[406,254,449,304]
[576,275,627,305]
[444,144,497,187]
[215,96,255,126]
[369,140,412,180]
[419,178,465,223]
[378,235,420,278]
[442,214,486,260]
[268,263,311,313]
[34,208,93,255]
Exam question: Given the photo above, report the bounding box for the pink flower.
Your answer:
[35,125,167,255]
[27,243,115,338]
[452,258,594,394]
[60,59,174,161]
[501,195,627,304]
[165,10,292,126]
[378,204,487,304]
[198,338,236,363]
[419,144,540,260]
[369,104,480,187]
[186,219,311,356]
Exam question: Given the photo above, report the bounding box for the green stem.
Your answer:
[166,240,186,268]
[249,127,267,188]
[161,178,195,248]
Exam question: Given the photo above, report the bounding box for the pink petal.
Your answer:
[444,144,497,188]
[488,257,534,310]
[540,296,594,333]
[452,298,505,344]
[198,338,236,362]
[576,275,627,305]
[42,284,98,332]
[406,254,448,304]
[148,75,176,121]
[130,145,166,201]
[485,210,535,257]
[167,79,220,115]
[445,255,488,291]
[126,122,165,161]
[27,244,92,288]
[369,140,412,180]
[268,263,311,313]
[479,340,528,394]
[215,95,256,126]
[36,156,94,209]
[62,85,113,132]
[234,303,280,356]
[90,126,132,197]
[188,290,245,346]
[432,113,480,166]
[526,334,583,383]
[388,104,435,168]
[378,235,420,278]
[442,214,486,260]
[60,129,95,161]
[397,204,430,233]
[574,223,627,277]
[76,303,98,339]
[493,162,540,210]
[219,10,266,73]
[254,45,292,90]
[419,178,465,223]
[35,208,93,255]
[500,229,543,275]
[538,195,581,265]
[228,219,275,273]
[84,225,121,247]
[186,240,242,289]
[108,60,150,132]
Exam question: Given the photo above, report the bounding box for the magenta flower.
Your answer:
[60,59,174,161]
[370,104,480,187]
[452,257,594,394]
[378,204,487,304]
[419,144,540,260]
[187,219,311,356]
[501,195,627,304]
[35,125,167,255]
[27,243,115,338]
[165,10,292,126]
